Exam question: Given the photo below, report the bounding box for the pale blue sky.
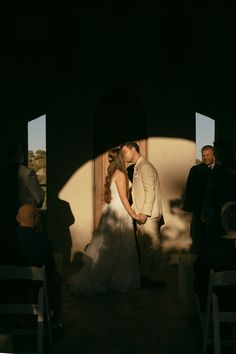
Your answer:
[27,112,214,158]
[28,114,46,152]
[196,112,215,160]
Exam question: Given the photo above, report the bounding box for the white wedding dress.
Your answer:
[68,179,141,295]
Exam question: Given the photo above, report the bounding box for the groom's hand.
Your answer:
[137,213,148,224]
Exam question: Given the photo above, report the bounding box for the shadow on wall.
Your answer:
[161,199,192,264]
[93,78,147,157]
[58,161,94,263]
[148,137,195,263]
[53,198,75,264]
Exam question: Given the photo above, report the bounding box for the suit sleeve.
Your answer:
[140,164,156,216]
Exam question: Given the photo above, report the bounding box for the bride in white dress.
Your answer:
[68,147,141,295]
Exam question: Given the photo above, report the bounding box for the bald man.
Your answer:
[17,203,39,227]
[16,204,63,333]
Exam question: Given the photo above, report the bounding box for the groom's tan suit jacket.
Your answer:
[131,157,163,219]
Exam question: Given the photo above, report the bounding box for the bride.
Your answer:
[68,147,141,295]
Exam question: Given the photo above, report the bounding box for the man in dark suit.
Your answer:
[201,139,236,249]
[183,145,215,254]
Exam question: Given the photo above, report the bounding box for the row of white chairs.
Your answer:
[0,265,53,354]
[197,269,236,354]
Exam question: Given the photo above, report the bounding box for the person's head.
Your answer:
[201,145,215,166]
[107,147,127,174]
[221,202,236,234]
[121,141,140,164]
[6,141,24,163]
[104,147,128,203]
[16,204,39,229]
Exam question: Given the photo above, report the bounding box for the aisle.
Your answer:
[52,263,202,354]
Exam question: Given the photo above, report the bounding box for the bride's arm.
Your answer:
[114,170,137,219]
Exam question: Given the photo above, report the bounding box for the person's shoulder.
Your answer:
[20,165,37,178]
[18,164,31,173]
[140,158,157,172]
[191,163,207,171]
[214,164,233,178]
[188,163,209,178]
[114,169,125,179]
[140,158,152,167]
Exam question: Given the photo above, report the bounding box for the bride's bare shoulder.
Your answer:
[113,169,125,179]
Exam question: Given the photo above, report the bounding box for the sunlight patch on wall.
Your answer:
[148,137,195,257]
[58,160,94,262]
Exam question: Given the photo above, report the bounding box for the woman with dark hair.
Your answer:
[68,147,140,295]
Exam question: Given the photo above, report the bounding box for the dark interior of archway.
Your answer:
[93,79,147,158]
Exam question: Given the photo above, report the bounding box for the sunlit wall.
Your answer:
[58,137,196,263]
[59,161,94,263]
[148,138,194,257]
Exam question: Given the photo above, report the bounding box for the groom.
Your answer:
[121,142,165,288]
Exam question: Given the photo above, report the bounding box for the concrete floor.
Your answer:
[0,262,204,354]
[52,263,202,354]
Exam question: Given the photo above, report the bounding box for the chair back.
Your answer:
[212,270,236,287]
[203,269,236,354]
[0,265,53,354]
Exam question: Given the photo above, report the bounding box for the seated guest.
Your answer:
[0,141,44,264]
[193,201,236,312]
[16,203,63,334]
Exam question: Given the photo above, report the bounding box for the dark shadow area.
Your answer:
[1,4,236,353]
[53,198,75,264]
[93,79,147,157]
[44,262,203,354]
[72,251,85,265]
[0,156,20,264]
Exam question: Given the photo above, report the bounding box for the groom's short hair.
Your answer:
[121,141,140,153]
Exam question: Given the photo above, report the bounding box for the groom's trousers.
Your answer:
[136,216,164,282]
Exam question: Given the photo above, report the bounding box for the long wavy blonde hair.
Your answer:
[104,147,129,204]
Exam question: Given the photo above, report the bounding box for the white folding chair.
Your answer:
[203,269,236,354]
[0,265,53,354]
